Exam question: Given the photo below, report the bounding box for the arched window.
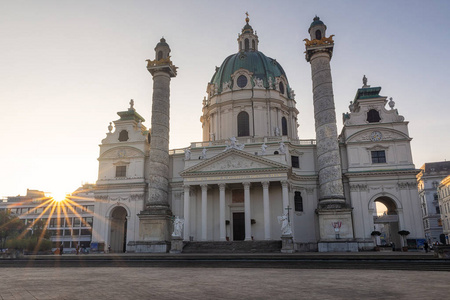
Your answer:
[315,30,322,40]
[118,130,129,142]
[367,109,381,123]
[294,191,303,212]
[157,51,163,60]
[281,117,288,136]
[237,75,248,88]
[279,82,285,94]
[252,40,255,50]
[245,39,249,52]
[237,111,250,137]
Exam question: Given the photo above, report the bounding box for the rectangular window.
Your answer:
[371,151,386,163]
[291,156,299,168]
[294,191,303,212]
[115,166,127,177]
[73,217,81,227]
[83,217,93,227]
[80,229,92,236]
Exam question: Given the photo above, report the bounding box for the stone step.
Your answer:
[182,240,282,253]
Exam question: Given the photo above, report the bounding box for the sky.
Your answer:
[1,0,449,198]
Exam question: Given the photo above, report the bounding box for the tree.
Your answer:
[0,210,26,250]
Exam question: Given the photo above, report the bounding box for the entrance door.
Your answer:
[233,212,245,241]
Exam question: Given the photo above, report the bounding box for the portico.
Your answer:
[180,149,290,242]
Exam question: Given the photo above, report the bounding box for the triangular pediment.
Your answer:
[180,149,288,177]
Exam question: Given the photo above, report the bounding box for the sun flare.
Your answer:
[50,192,69,203]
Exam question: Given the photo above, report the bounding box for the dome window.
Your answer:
[279,82,285,94]
[237,75,248,88]
[118,130,129,142]
[237,111,250,137]
[282,117,288,136]
[252,40,255,50]
[367,109,381,123]
[245,39,249,52]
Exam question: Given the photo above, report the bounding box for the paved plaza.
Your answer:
[0,266,447,300]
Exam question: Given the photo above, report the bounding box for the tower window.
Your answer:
[294,191,303,212]
[315,30,322,40]
[237,75,248,88]
[367,109,381,123]
[237,111,250,137]
[371,150,386,164]
[291,156,299,168]
[157,51,163,60]
[118,130,129,142]
[252,40,255,50]
[115,166,126,177]
[281,117,288,136]
[245,39,249,51]
[279,82,285,94]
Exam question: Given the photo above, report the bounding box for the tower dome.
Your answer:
[201,14,298,142]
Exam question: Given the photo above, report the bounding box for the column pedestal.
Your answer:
[131,207,172,253]
[317,208,357,252]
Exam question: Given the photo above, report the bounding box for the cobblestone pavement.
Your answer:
[0,267,446,300]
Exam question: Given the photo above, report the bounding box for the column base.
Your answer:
[281,235,295,253]
[128,240,170,253]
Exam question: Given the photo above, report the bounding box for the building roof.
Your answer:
[419,161,450,174]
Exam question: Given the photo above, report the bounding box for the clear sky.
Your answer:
[1,0,449,198]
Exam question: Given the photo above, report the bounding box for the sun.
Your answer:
[50,191,69,203]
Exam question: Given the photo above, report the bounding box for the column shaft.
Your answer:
[201,184,208,241]
[262,181,271,240]
[243,182,252,241]
[219,184,226,241]
[183,185,190,241]
[281,180,289,211]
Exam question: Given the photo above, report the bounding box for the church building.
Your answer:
[92,16,424,253]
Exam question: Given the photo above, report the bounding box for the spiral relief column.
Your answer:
[305,17,354,248]
[135,38,178,253]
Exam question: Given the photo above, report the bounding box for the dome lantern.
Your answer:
[237,12,259,52]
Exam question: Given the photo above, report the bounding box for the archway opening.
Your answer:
[110,206,127,253]
[373,196,400,249]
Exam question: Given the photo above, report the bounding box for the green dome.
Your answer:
[210,51,292,97]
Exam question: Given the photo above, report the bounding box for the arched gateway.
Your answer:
[109,206,127,253]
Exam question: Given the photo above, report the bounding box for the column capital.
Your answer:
[261,181,270,189]
[183,184,190,189]
[243,182,251,189]
[200,184,208,190]
[218,183,226,191]
[281,180,289,188]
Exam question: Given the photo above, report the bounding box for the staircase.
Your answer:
[182,240,282,253]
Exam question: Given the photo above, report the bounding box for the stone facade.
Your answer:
[438,175,450,244]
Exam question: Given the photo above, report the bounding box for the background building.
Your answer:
[416,161,450,244]
[0,185,95,252]
[438,175,450,244]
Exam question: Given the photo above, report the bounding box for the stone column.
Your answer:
[281,180,289,211]
[183,185,190,241]
[305,30,345,208]
[219,183,226,241]
[305,17,354,248]
[201,184,208,241]
[134,38,178,253]
[243,182,252,241]
[262,181,271,240]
